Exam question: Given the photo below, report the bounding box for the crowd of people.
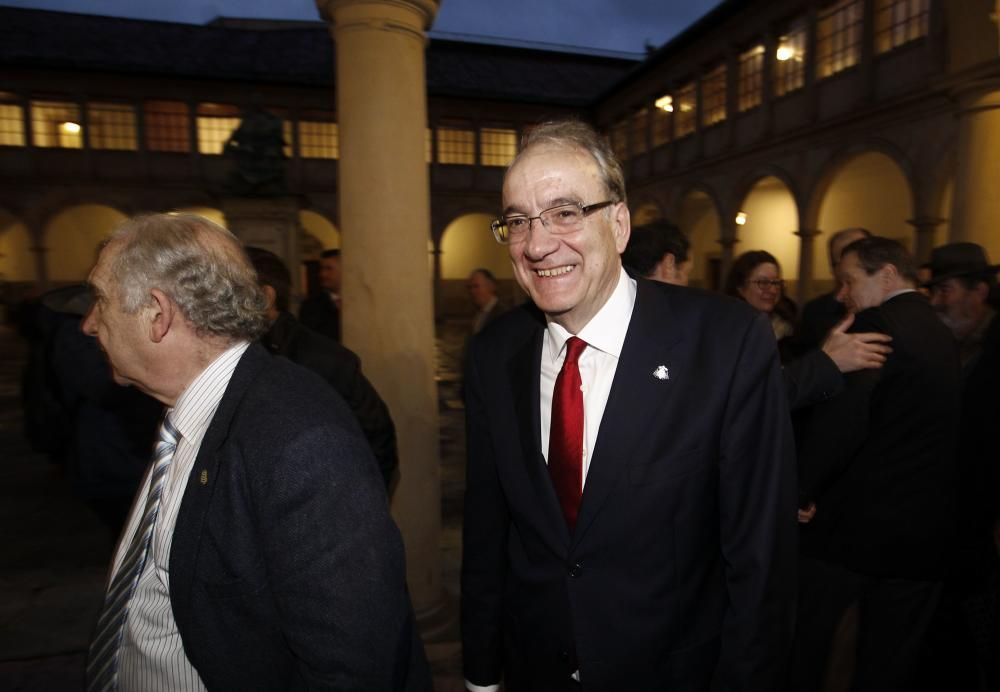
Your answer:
[13,118,999,691]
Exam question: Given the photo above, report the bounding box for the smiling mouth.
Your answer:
[535,265,575,277]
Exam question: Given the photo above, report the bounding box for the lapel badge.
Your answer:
[653,365,669,381]
[200,469,208,485]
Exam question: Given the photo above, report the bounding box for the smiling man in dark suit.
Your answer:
[461,120,797,692]
[82,213,428,691]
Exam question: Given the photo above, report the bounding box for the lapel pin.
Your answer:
[653,365,669,381]
[200,469,208,485]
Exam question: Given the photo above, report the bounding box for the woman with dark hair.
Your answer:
[724,250,797,348]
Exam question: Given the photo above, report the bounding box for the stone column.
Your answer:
[951,84,1000,260]
[906,216,944,263]
[718,230,738,290]
[795,227,820,305]
[316,0,444,620]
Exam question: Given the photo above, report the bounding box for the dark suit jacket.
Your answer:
[795,291,845,354]
[262,311,399,489]
[167,343,429,691]
[461,278,798,692]
[798,291,961,580]
[299,291,341,341]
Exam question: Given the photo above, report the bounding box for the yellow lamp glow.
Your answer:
[655,95,674,112]
[735,211,748,226]
[60,121,81,134]
[776,45,795,62]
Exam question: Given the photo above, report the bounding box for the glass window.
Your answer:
[774,18,807,97]
[875,0,930,54]
[675,82,697,138]
[652,95,673,147]
[817,0,864,79]
[610,118,630,161]
[0,95,26,147]
[630,108,649,156]
[144,100,190,153]
[738,45,765,112]
[299,111,339,159]
[31,100,82,149]
[196,103,240,155]
[701,64,728,127]
[436,125,475,165]
[480,127,517,166]
[88,102,137,151]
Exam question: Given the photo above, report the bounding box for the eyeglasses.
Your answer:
[748,279,784,291]
[490,200,616,244]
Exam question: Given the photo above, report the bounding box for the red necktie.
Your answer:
[549,336,587,531]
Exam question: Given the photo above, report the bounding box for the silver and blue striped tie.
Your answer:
[86,415,180,692]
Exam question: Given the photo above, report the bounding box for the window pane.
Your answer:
[0,100,26,147]
[480,127,517,166]
[437,126,475,164]
[875,0,929,54]
[145,100,190,153]
[675,82,696,138]
[774,18,807,97]
[196,103,240,155]
[630,108,649,156]
[817,0,864,79]
[701,64,727,127]
[652,95,672,147]
[31,100,82,149]
[299,117,339,159]
[88,102,137,151]
[738,45,765,112]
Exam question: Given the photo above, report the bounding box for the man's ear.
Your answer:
[261,284,277,312]
[613,202,631,253]
[148,288,176,343]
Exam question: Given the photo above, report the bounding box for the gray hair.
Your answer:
[106,213,268,341]
[513,119,627,205]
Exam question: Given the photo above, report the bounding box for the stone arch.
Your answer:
[44,203,128,282]
[676,184,723,290]
[0,208,37,283]
[174,206,227,228]
[299,208,340,259]
[438,211,513,318]
[806,144,916,284]
[631,199,664,226]
[733,174,801,283]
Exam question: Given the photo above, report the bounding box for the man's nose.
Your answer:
[81,307,97,336]
[522,218,558,258]
[834,283,848,304]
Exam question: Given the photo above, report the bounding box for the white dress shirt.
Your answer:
[112,341,249,692]
[466,268,637,692]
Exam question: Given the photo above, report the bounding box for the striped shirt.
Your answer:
[111,341,250,692]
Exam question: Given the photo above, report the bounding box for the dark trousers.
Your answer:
[789,557,942,692]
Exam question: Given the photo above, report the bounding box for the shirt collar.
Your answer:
[544,267,637,361]
[169,341,250,446]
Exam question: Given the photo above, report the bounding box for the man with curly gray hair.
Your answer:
[83,213,429,691]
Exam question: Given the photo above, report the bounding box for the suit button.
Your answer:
[567,562,583,578]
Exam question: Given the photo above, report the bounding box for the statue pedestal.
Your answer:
[222,196,303,295]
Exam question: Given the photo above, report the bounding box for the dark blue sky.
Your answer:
[1,0,724,55]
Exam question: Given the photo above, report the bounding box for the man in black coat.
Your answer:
[299,248,342,341]
[247,246,399,490]
[792,237,961,691]
[83,214,427,691]
[462,120,797,692]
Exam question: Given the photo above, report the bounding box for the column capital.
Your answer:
[951,79,1000,114]
[906,216,946,231]
[794,227,822,239]
[316,0,440,31]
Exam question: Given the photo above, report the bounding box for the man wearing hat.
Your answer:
[925,242,1000,689]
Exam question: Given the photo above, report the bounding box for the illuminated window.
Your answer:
[738,45,765,112]
[196,103,240,155]
[0,95,25,147]
[675,82,696,138]
[774,18,807,97]
[875,0,929,54]
[610,118,629,160]
[817,0,863,79]
[299,111,338,159]
[144,100,190,153]
[630,108,649,156]
[480,127,517,166]
[31,100,82,149]
[652,94,672,147]
[436,125,475,164]
[701,64,728,127]
[87,102,137,151]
